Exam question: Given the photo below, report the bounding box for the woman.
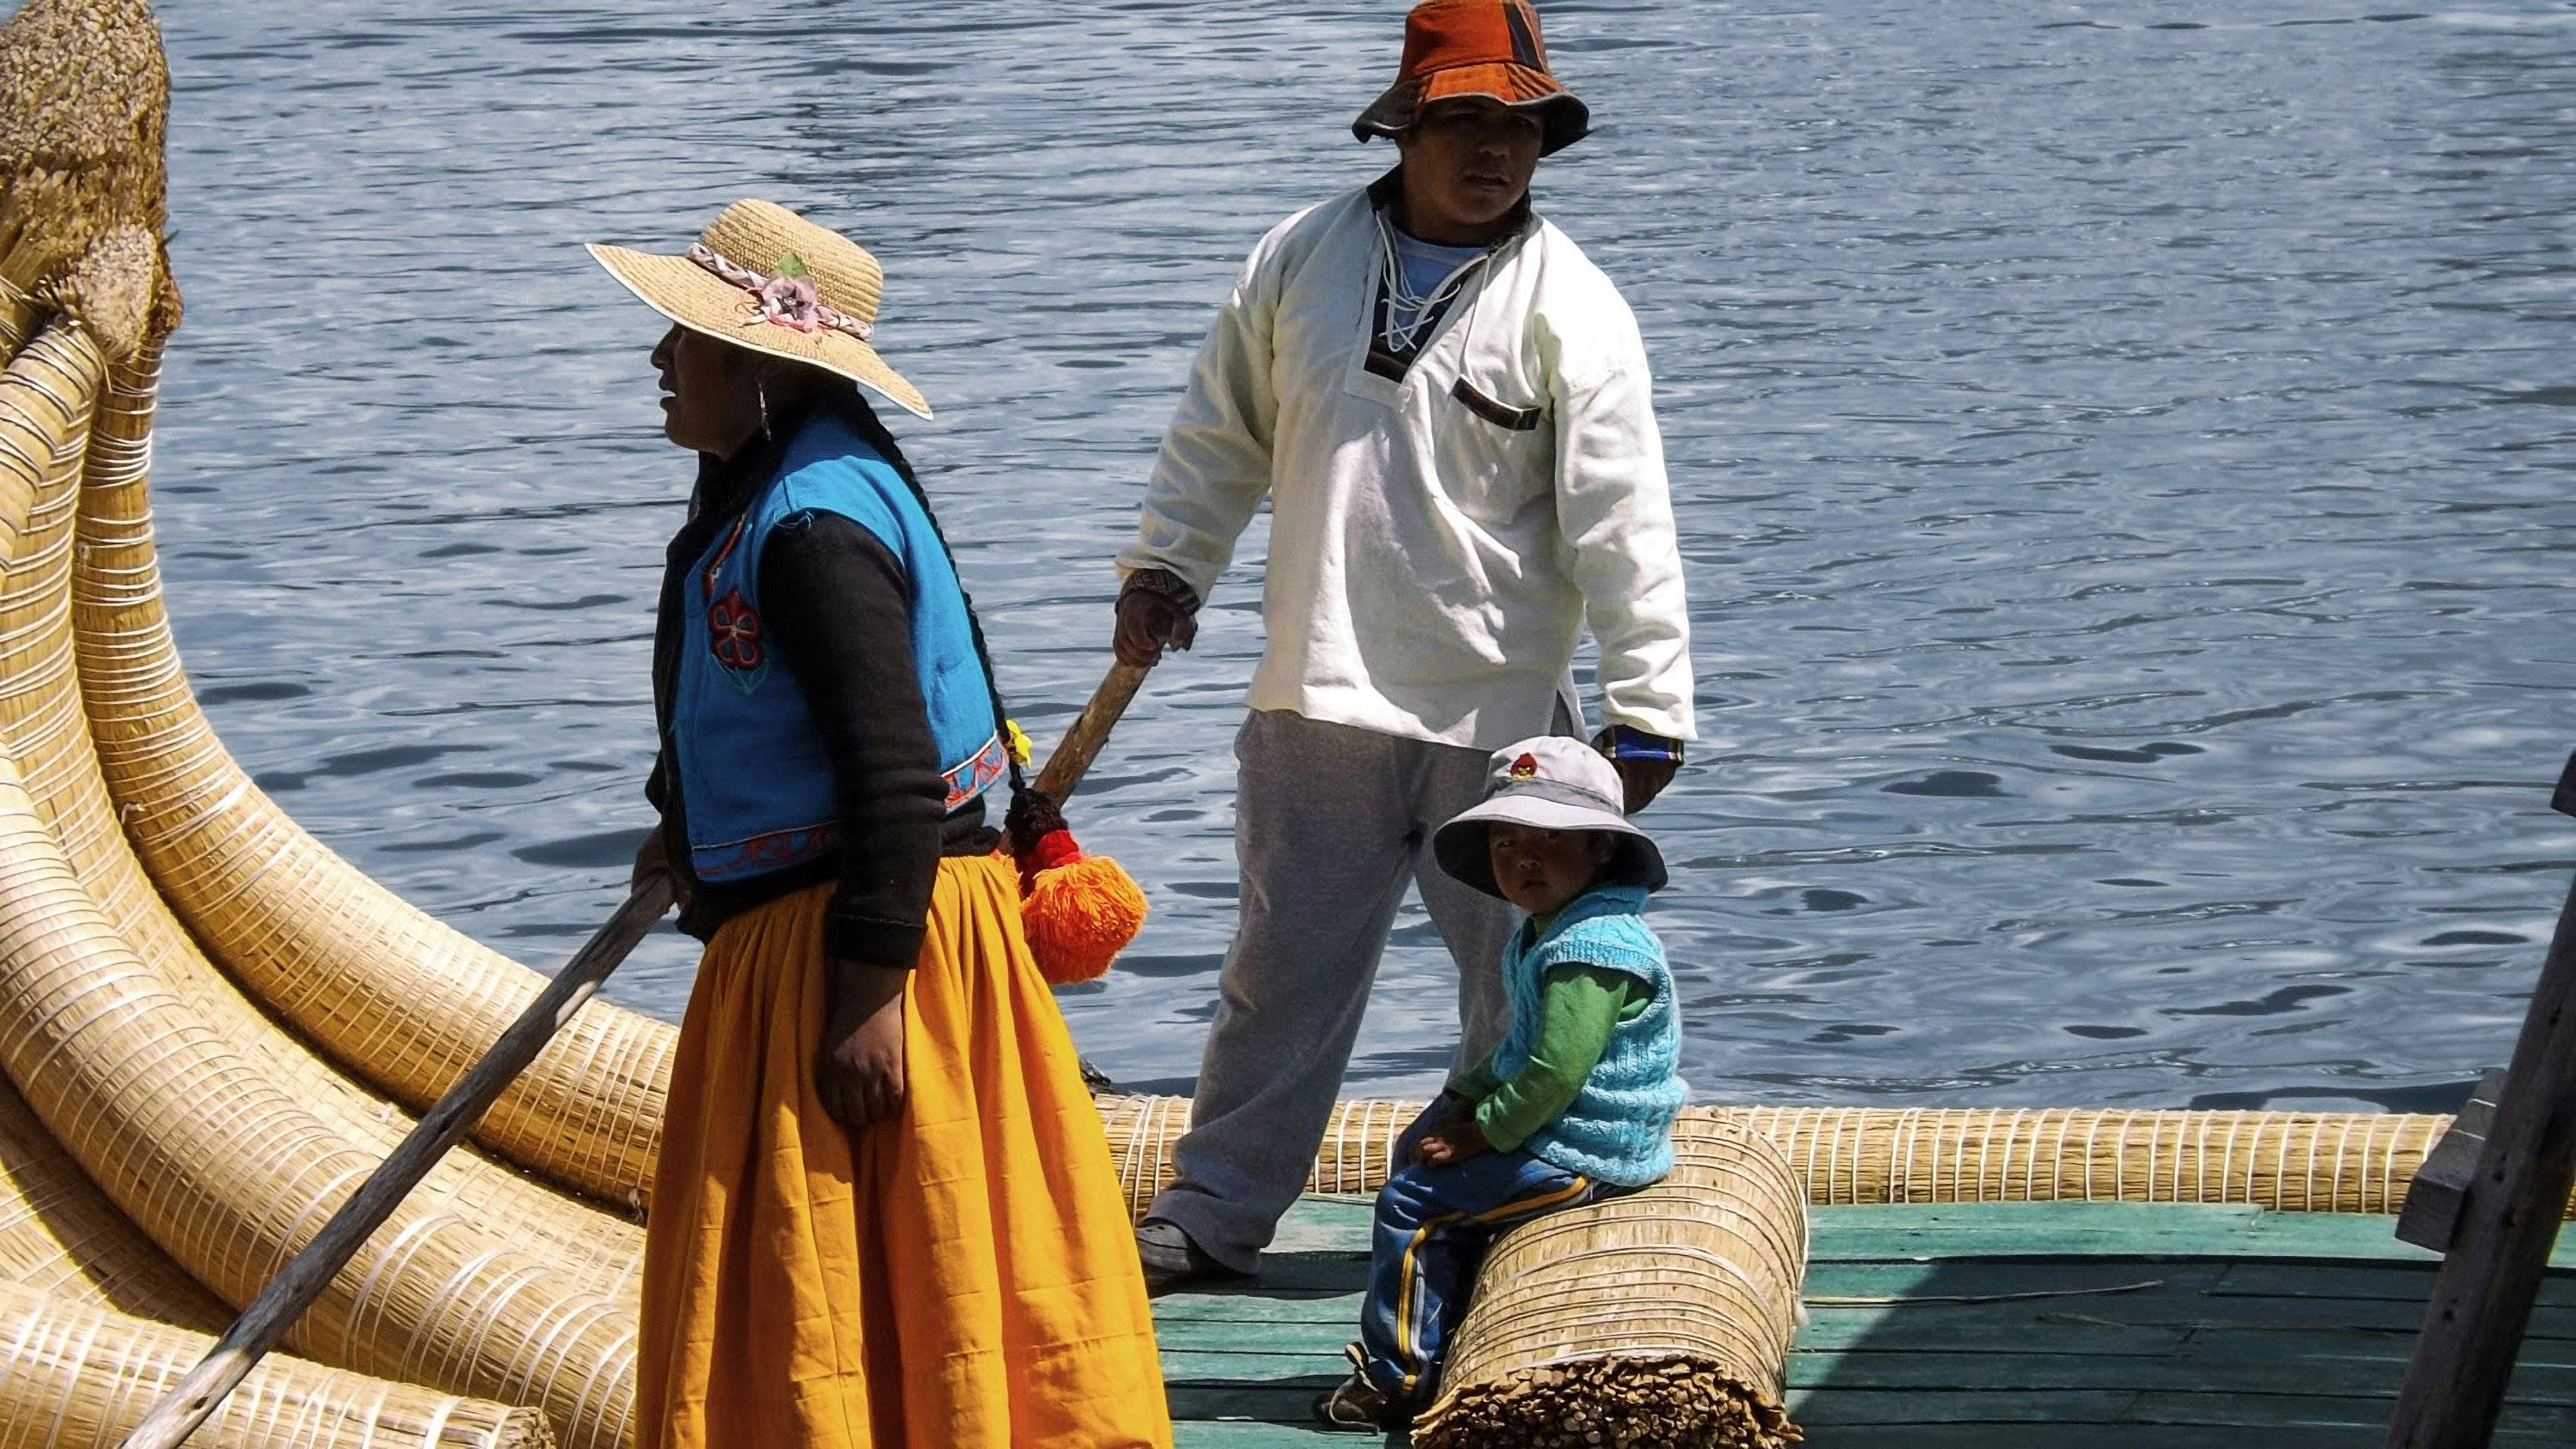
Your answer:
[591,200,1170,1448]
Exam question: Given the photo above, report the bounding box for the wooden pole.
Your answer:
[1032,659,1148,802]
[2385,750,2576,1447]
[121,874,676,1449]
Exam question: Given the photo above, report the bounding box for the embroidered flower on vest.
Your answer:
[707,588,766,676]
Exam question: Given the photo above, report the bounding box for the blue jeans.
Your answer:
[1358,1123,1624,1406]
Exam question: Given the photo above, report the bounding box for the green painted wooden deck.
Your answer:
[1154,1195,2576,1446]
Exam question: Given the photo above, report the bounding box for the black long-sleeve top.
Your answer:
[648,408,997,973]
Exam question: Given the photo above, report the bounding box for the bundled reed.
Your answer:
[0,1074,222,1327]
[70,343,674,1204]
[0,340,637,1443]
[1723,1102,2446,1214]
[0,0,671,1211]
[1412,1124,1807,1449]
[0,1280,556,1448]
[5,337,643,1295]
[1098,1095,2498,1221]
[0,0,169,298]
[0,314,101,549]
[0,749,637,1445]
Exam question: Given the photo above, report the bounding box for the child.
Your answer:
[1316,736,1687,1431]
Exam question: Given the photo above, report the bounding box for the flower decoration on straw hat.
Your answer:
[589,199,932,421]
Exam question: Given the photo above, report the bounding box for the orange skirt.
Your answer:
[638,856,1170,1449]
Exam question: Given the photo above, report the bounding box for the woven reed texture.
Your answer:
[0,318,101,550]
[1722,1102,2448,1213]
[13,345,641,1296]
[0,749,637,1446]
[1,0,664,1211]
[70,349,671,1205]
[0,1,169,298]
[1413,1123,1807,1449]
[1099,1095,2489,1221]
[0,367,635,1444]
[0,1073,224,1328]
[0,277,35,360]
[0,1280,557,1448]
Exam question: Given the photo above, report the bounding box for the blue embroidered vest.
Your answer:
[1491,883,1686,1187]
[670,414,1006,885]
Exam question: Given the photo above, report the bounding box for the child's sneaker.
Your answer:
[1313,1343,1408,1433]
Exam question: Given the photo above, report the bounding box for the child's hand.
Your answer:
[1413,1119,1492,1167]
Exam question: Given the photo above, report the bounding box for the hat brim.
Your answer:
[1432,794,1668,900]
[1352,64,1590,156]
[586,243,933,421]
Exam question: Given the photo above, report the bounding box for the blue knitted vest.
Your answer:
[1489,883,1686,1187]
[670,414,1005,885]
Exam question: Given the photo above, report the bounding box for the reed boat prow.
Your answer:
[0,3,2571,1445]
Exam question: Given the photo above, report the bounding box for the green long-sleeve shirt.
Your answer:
[1449,963,1649,1152]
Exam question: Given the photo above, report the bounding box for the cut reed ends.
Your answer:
[0,0,170,298]
[41,223,157,361]
[1413,1354,1799,1449]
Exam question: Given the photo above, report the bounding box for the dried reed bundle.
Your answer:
[0,1073,224,1328]
[0,749,637,1446]
[71,343,674,1205]
[0,0,168,298]
[22,343,644,1294]
[1413,1124,1806,1449]
[1097,1096,2504,1221]
[39,222,155,361]
[0,276,37,361]
[0,355,636,1444]
[1722,1102,2448,1214]
[0,315,102,549]
[0,1280,556,1448]
[6,0,666,1217]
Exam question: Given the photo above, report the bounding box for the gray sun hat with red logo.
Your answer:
[1432,736,1668,900]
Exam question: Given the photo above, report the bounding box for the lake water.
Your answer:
[145,0,2576,1109]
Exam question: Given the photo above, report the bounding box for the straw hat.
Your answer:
[587,199,931,420]
[1432,736,1668,898]
[1352,0,1590,157]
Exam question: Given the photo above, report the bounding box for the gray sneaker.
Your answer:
[1133,1218,1250,1294]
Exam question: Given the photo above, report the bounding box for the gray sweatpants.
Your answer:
[1145,709,1516,1272]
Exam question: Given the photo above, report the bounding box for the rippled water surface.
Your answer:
[147,1,2576,1108]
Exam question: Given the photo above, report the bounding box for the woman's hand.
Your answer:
[632,829,692,913]
[817,964,908,1131]
[1413,1119,1492,1168]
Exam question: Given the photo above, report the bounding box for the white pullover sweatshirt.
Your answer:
[1120,173,1694,752]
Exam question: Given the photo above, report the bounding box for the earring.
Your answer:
[756,377,771,440]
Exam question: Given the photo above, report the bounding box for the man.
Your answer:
[1115,0,1693,1288]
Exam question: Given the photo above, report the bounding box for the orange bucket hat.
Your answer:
[1352,0,1590,156]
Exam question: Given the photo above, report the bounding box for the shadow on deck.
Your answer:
[1154,1196,2576,1447]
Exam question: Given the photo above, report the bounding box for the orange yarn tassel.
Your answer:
[1005,791,1146,985]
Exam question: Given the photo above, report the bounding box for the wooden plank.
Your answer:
[1164,1380,1338,1423]
[1783,1347,2576,1403]
[1155,1191,2576,1440]
[2390,761,2576,1447]
[1795,1428,2389,1448]
[1173,1422,1356,1446]
[2396,1068,2507,1252]
[1787,1386,2565,1430]
[1813,1203,2576,1269]
[2215,1267,2576,1322]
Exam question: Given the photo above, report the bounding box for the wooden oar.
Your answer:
[1033,659,1149,802]
[122,873,677,1449]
